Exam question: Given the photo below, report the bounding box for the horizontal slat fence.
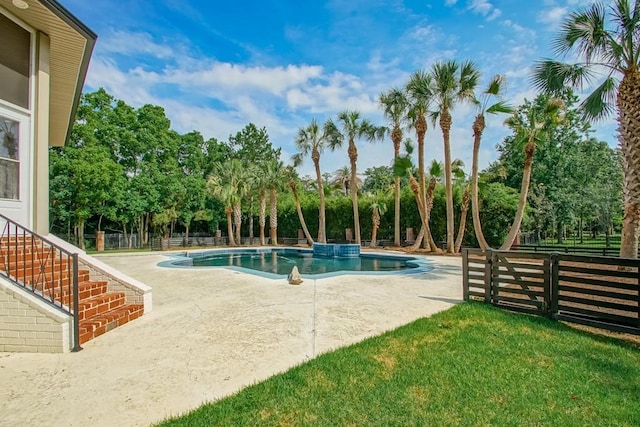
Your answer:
[462,249,640,335]
[491,251,550,316]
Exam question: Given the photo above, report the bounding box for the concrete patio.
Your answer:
[0,251,462,426]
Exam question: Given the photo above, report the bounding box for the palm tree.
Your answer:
[292,119,332,243]
[332,166,362,196]
[208,159,245,246]
[531,0,640,258]
[285,166,314,246]
[264,159,285,245]
[369,195,387,248]
[379,87,409,247]
[326,110,386,245]
[451,160,470,253]
[393,139,438,252]
[405,70,434,237]
[470,75,513,251]
[332,165,351,195]
[500,97,566,250]
[430,60,480,253]
[249,165,269,245]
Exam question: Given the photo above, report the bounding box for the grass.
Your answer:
[159,302,640,427]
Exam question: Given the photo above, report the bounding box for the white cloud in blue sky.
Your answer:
[64,0,615,178]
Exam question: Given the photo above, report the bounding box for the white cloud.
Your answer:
[537,6,568,26]
[466,0,502,22]
[97,30,176,58]
[445,0,458,5]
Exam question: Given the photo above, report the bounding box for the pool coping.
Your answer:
[157,246,435,280]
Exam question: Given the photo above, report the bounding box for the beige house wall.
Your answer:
[0,278,71,353]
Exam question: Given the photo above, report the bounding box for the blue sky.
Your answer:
[63,0,614,178]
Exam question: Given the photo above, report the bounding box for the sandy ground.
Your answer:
[0,252,462,426]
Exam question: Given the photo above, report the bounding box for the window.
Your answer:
[0,116,19,199]
[0,13,30,109]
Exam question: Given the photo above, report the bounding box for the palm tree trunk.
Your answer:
[424,178,440,251]
[259,191,266,246]
[440,109,455,253]
[233,202,241,245]
[269,188,278,245]
[500,139,535,250]
[393,131,402,247]
[348,141,361,245]
[617,70,640,259]
[416,115,427,226]
[455,184,471,253]
[313,156,327,243]
[394,176,401,246]
[411,226,425,251]
[408,174,438,252]
[370,210,380,248]
[471,114,490,250]
[291,183,314,246]
[248,197,254,244]
[226,208,236,246]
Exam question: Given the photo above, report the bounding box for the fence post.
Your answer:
[550,252,559,320]
[483,249,492,304]
[462,248,469,301]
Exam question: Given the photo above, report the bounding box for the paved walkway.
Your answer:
[0,252,462,426]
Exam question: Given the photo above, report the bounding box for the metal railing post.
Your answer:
[72,253,82,352]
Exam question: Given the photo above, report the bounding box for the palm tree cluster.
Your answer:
[206,1,637,257]
[292,60,513,254]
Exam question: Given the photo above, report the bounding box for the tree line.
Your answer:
[50,1,636,257]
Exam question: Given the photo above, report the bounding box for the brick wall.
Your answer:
[0,280,70,353]
[79,259,151,311]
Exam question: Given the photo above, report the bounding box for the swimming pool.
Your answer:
[159,248,432,279]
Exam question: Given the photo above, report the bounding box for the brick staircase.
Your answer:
[1,236,144,345]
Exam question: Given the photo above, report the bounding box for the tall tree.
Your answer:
[500,96,566,250]
[208,159,245,246]
[369,194,388,248]
[379,87,409,246]
[405,70,434,247]
[531,0,640,258]
[470,75,513,250]
[264,159,286,245]
[430,60,480,253]
[326,110,385,245]
[292,119,332,243]
[285,166,314,246]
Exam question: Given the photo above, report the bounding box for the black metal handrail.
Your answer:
[0,213,81,351]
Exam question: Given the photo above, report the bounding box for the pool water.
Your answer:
[189,250,419,276]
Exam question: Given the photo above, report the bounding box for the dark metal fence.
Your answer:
[463,248,640,335]
[0,213,81,351]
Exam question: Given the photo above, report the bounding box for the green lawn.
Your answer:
[159,303,640,427]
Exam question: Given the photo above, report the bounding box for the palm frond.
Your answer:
[458,60,481,100]
[581,76,618,121]
[428,159,443,179]
[393,155,413,178]
[402,138,415,155]
[486,100,514,115]
[531,60,594,94]
[291,153,303,168]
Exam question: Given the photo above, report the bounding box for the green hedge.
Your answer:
[274,182,519,247]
